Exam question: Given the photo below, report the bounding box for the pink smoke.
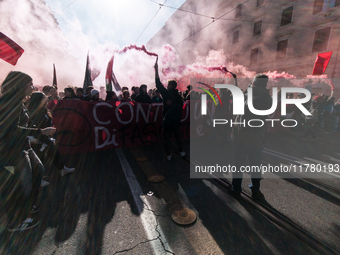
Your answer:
[307,74,334,91]
[161,45,176,65]
[115,44,158,57]
[161,64,229,78]
[265,71,296,79]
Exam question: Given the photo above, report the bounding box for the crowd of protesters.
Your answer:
[1,64,339,233]
[0,65,189,232]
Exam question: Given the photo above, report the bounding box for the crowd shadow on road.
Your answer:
[0,149,139,255]
[130,142,318,255]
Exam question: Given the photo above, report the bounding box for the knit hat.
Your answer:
[91,89,99,96]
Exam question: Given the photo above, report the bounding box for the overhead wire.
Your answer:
[149,0,317,46]
[174,0,252,46]
[150,0,280,24]
[62,0,77,11]
[150,0,215,20]
[135,0,168,43]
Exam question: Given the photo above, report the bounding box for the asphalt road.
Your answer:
[0,127,339,254]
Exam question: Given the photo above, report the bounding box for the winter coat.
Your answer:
[155,78,183,126]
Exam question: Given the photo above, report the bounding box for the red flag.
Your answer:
[312,51,333,75]
[53,64,57,88]
[105,56,121,92]
[0,32,24,65]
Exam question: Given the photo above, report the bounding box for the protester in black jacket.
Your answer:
[0,71,56,232]
[154,58,185,160]
[135,84,152,104]
[231,74,272,200]
[27,92,76,177]
[131,86,139,101]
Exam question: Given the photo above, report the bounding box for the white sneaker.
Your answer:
[60,166,75,176]
[166,155,172,161]
[40,180,50,188]
[180,151,186,157]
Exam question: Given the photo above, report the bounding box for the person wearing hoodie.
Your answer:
[230,74,272,200]
[135,84,152,103]
[0,71,56,232]
[154,58,185,160]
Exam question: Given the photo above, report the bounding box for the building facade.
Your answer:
[147,0,340,96]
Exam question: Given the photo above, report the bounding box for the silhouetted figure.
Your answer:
[231,73,272,200]
[135,84,152,103]
[154,58,185,160]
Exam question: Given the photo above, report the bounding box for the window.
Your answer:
[276,39,288,59]
[233,30,239,44]
[253,20,262,36]
[250,48,259,65]
[281,6,294,26]
[313,0,340,14]
[312,27,331,52]
[257,0,264,7]
[235,4,242,18]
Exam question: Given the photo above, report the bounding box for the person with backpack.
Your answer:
[230,74,272,200]
[154,57,185,160]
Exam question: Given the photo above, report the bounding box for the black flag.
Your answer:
[83,52,93,93]
[52,63,57,88]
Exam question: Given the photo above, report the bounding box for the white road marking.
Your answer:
[115,148,173,254]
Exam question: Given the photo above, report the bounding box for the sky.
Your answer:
[44,0,187,57]
[43,0,190,89]
[0,0,189,89]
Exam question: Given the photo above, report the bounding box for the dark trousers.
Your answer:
[0,149,44,225]
[32,143,64,170]
[302,121,318,139]
[232,141,263,193]
[163,124,183,155]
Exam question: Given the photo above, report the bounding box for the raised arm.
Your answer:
[154,57,167,96]
[229,72,238,87]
